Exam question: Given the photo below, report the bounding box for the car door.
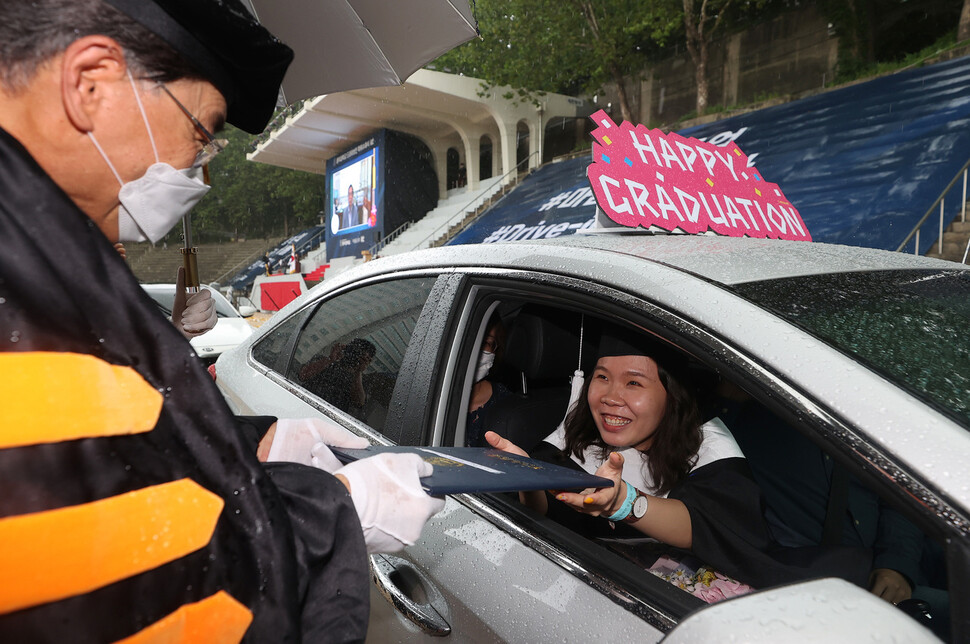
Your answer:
[222,270,666,642]
[399,267,963,642]
[363,270,722,642]
[356,272,677,642]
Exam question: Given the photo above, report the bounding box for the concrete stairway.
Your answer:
[926,218,970,264]
[379,177,505,256]
[126,239,281,285]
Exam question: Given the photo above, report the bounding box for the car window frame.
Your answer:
[428,267,969,636]
[381,272,466,445]
[246,269,456,442]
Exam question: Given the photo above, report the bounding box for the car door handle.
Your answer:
[370,553,452,636]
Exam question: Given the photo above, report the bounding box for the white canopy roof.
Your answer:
[248,70,590,196]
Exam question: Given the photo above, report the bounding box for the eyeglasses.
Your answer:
[157,82,228,169]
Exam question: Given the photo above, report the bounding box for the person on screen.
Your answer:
[342,184,364,229]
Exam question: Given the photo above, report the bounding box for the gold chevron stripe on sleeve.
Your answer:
[0,352,163,448]
[113,591,252,644]
[0,478,224,615]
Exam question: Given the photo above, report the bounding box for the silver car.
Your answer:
[213,233,969,642]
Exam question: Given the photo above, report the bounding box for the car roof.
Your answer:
[361,234,966,288]
[537,234,966,284]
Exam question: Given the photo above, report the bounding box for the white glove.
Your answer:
[336,453,445,553]
[173,266,217,339]
[267,417,369,471]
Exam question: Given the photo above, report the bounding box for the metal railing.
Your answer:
[212,245,278,287]
[367,220,414,257]
[212,227,327,287]
[411,152,541,251]
[896,158,970,262]
[298,227,328,257]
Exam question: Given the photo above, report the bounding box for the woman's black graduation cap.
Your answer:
[595,323,690,383]
[596,324,673,361]
[103,0,294,134]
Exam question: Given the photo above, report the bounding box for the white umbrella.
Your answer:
[243,0,478,103]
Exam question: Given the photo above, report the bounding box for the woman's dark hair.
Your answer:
[562,351,702,496]
[0,0,201,91]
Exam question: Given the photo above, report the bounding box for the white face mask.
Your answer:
[88,71,210,243]
[474,350,495,382]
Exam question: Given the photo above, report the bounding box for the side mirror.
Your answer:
[663,578,940,643]
[235,296,257,317]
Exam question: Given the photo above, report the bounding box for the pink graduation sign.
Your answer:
[586,110,811,241]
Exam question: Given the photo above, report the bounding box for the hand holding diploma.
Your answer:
[555,451,626,518]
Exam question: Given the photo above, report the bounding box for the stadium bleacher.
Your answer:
[451,55,970,259]
[227,225,325,293]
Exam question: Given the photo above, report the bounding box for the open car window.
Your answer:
[442,277,951,637]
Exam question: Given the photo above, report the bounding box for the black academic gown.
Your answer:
[0,128,369,642]
[533,442,871,590]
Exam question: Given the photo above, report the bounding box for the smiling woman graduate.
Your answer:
[487,325,872,592]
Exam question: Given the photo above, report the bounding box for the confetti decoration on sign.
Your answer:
[585,110,811,241]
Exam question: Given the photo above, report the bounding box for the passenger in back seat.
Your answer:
[487,325,872,591]
[466,315,512,447]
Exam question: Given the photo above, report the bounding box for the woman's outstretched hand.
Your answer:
[555,451,626,518]
[485,431,549,514]
[484,431,530,458]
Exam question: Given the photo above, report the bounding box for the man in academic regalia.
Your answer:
[0,1,442,641]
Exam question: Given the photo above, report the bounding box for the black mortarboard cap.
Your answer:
[595,324,682,374]
[103,0,294,134]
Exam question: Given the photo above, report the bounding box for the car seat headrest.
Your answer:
[505,308,586,381]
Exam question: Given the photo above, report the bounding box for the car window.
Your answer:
[731,269,970,428]
[252,306,313,373]
[142,289,176,317]
[445,282,950,636]
[285,277,436,432]
[207,289,241,318]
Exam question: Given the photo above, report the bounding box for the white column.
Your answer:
[430,143,448,200]
[528,119,540,170]
[499,119,517,184]
[464,131,481,191]
[491,134,501,178]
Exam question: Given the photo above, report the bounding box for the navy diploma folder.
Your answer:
[330,445,614,496]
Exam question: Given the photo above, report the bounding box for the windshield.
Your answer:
[143,286,239,319]
[732,269,970,428]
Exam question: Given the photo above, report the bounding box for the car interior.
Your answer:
[448,294,950,639]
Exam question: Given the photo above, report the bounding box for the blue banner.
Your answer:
[448,157,596,246]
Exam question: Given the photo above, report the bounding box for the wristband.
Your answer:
[606,480,636,522]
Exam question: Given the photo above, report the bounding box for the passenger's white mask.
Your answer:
[474,350,495,382]
[88,70,210,243]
